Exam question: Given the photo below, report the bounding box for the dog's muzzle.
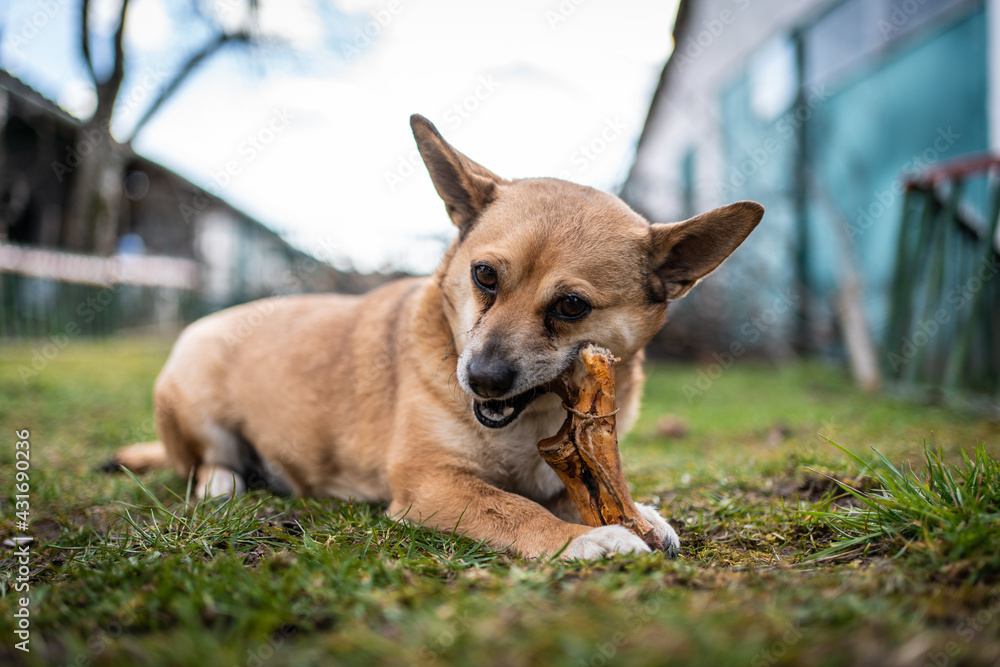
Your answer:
[472,386,547,429]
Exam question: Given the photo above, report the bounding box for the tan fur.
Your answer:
[117,116,763,559]
[113,441,169,473]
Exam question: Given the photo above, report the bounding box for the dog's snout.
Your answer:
[467,356,517,398]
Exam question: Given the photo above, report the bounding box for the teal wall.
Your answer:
[804,7,988,338]
[719,3,988,350]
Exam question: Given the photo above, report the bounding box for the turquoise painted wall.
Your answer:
[719,4,988,350]
[804,7,988,339]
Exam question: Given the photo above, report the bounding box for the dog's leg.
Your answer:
[156,391,250,500]
[190,421,250,500]
[388,470,651,560]
[195,464,246,500]
[546,491,680,557]
[108,441,169,473]
[634,503,681,557]
[543,489,585,524]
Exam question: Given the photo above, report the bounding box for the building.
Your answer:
[1,69,394,337]
[622,0,993,368]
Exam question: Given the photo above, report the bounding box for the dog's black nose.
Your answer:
[467,356,517,398]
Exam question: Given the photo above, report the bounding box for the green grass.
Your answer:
[1,338,999,666]
[805,440,1000,576]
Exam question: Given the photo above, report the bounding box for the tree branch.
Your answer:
[81,0,98,88]
[91,0,132,130]
[109,0,130,93]
[126,30,251,143]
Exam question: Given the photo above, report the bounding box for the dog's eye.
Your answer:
[472,264,498,291]
[552,295,590,320]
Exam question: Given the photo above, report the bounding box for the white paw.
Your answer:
[561,525,652,560]
[195,465,245,500]
[635,502,680,557]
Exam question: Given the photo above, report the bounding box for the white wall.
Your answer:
[989,0,1000,150]
[628,0,836,222]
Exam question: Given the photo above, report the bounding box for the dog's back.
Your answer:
[119,279,436,500]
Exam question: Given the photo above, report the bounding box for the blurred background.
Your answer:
[0,0,997,410]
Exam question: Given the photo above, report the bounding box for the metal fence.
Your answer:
[0,244,202,338]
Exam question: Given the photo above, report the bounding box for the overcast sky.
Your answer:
[1,0,677,273]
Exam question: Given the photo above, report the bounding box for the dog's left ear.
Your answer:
[648,201,764,300]
[410,114,504,232]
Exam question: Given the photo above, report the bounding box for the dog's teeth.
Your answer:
[502,406,515,417]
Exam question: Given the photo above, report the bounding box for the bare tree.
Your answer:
[62,0,256,255]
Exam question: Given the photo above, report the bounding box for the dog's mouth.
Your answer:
[472,386,547,429]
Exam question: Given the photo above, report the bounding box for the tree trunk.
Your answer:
[61,115,124,255]
[61,0,254,255]
[62,0,128,256]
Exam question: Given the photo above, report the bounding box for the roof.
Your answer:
[0,69,79,125]
[0,67,304,257]
[625,0,690,166]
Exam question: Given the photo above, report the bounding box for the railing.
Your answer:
[885,153,1000,404]
[0,244,202,338]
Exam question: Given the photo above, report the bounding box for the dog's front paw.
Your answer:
[561,525,651,560]
[635,502,680,558]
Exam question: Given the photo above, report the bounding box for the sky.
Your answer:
[1,0,678,274]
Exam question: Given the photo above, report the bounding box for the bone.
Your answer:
[538,344,666,551]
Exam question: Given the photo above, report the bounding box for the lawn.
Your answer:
[1,337,999,666]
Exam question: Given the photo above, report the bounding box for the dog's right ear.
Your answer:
[410,114,503,232]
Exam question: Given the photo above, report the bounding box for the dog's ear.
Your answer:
[411,114,503,231]
[647,201,764,301]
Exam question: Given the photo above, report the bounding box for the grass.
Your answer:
[805,440,1000,576]
[1,337,999,666]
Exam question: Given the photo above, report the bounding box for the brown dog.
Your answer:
[116,115,763,559]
